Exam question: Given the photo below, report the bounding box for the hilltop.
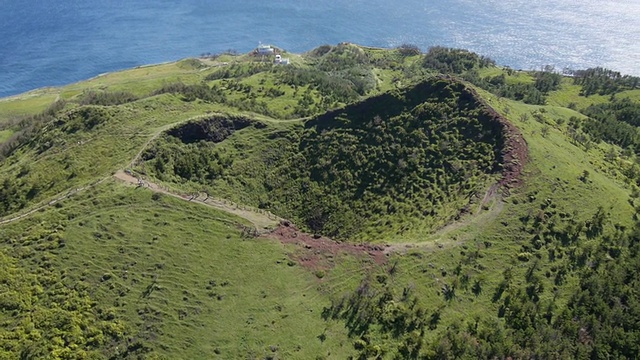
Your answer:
[0,43,639,359]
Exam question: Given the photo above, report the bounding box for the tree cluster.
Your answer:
[571,67,640,96]
[204,62,271,81]
[422,46,495,74]
[77,90,139,106]
[152,82,226,103]
[142,136,231,182]
[581,98,640,152]
[465,70,562,105]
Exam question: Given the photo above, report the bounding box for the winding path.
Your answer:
[113,170,281,231]
[0,86,526,258]
[0,177,110,225]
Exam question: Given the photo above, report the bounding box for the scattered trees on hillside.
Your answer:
[152,82,226,103]
[571,67,640,96]
[326,198,640,359]
[78,90,138,106]
[0,100,67,160]
[274,64,374,103]
[422,46,495,74]
[322,275,429,359]
[204,63,271,81]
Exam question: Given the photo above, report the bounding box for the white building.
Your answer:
[257,43,274,55]
[274,54,290,65]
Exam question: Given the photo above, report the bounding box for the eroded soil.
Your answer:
[263,222,389,271]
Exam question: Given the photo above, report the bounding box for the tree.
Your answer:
[472,279,483,296]
[541,125,550,137]
[397,44,421,57]
[579,170,590,183]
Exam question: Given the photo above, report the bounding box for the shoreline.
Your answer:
[0,60,179,102]
[1,42,639,101]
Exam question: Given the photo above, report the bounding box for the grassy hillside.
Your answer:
[0,180,357,359]
[0,43,639,359]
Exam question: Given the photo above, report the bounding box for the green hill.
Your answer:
[137,77,525,241]
[0,43,639,359]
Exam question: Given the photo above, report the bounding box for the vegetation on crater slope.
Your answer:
[139,77,522,241]
[0,42,639,359]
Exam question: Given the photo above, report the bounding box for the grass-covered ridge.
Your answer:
[139,77,524,241]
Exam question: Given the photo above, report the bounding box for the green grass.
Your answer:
[0,91,59,124]
[0,129,14,143]
[477,67,535,85]
[59,61,206,98]
[0,181,355,359]
[479,88,634,224]
[0,44,639,358]
[546,78,640,110]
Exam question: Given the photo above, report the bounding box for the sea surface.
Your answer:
[1,0,639,98]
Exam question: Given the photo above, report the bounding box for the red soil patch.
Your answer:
[493,109,528,190]
[263,222,388,271]
[466,83,528,191]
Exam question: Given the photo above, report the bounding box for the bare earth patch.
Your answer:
[466,83,528,190]
[263,222,389,271]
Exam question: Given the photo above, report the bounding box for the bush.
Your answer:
[78,90,138,106]
[397,44,421,57]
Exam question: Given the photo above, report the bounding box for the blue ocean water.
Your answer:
[1,0,639,98]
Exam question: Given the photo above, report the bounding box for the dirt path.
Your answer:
[0,177,110,226]
[113,170,281,231]
[434,184,504,238]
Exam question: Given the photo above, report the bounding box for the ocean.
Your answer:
[1,0,638,98]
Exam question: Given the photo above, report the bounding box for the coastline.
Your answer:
[0,60,179,102]
[2,42,639,102]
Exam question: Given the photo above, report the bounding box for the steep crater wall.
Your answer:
[139,78,527,241]
[463,84,528,189]
[268,77,528,239]
[166,115,260,144]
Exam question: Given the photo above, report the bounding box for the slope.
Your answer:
[0,43,639,359]
[0,180,356,359]
[137,77,524,241]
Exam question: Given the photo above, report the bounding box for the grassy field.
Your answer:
[0,180,359,359]
[0,90,60,124]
